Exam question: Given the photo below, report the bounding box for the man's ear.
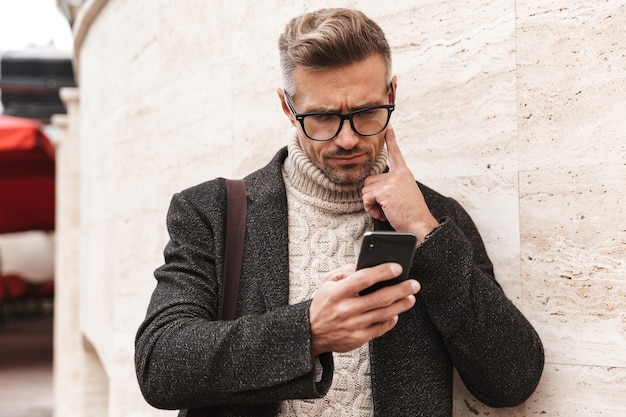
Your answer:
[389,75,398,103]
[277,88,296,126]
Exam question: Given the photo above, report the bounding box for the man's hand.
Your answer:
[362,125,440,243]
[309,263,420,357]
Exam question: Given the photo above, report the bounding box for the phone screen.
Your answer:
[357,231,417,295]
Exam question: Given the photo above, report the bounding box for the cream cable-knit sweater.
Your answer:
[278,137,388,417]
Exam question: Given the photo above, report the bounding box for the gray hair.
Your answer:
[278,8,392,97]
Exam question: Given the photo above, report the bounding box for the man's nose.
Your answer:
[333,119,359,149]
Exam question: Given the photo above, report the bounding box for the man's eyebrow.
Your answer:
[305,100,386,113]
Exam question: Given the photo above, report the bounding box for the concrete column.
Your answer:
[52,87,84,417]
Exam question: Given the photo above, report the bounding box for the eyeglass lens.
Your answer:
[303,107,390,141]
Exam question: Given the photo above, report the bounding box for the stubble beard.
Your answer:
[322,159,374,186]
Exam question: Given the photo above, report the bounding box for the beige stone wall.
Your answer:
[55,0,626,416]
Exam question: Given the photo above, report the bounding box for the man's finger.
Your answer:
[385,124,408,170]
[321,264,356,283]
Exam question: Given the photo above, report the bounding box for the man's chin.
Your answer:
[323,164,370,185]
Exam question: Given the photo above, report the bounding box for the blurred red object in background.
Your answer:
[0,114,55,234]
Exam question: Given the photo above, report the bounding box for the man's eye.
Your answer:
[310,114,336,123]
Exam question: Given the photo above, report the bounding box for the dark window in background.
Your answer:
[0,55,76,123]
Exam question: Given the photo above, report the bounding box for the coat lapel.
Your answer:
[240,148,291,312]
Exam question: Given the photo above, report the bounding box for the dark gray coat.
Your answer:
[135,147,544,416]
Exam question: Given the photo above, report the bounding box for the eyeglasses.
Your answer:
[284,83,395,142]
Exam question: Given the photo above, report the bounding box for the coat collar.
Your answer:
[240,147,291,311]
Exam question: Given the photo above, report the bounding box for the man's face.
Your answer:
[279,54,396,185]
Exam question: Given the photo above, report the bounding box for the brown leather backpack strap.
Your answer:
[219,178,247,320]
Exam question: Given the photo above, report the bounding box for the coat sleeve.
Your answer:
[134,186,332,410]
[415,195,544,408]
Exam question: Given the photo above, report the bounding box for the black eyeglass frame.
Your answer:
[284,83,396,142]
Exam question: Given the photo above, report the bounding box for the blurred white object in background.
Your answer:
[0,230,54,283]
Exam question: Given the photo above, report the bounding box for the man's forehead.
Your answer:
[291,55,388,103]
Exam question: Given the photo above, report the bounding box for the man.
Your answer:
[135,8,544,416]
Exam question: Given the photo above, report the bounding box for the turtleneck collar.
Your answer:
[283,135,388,213]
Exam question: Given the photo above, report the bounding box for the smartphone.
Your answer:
[357,231,417,295]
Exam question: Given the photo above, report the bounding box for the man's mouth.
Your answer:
[331,153,365,165]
